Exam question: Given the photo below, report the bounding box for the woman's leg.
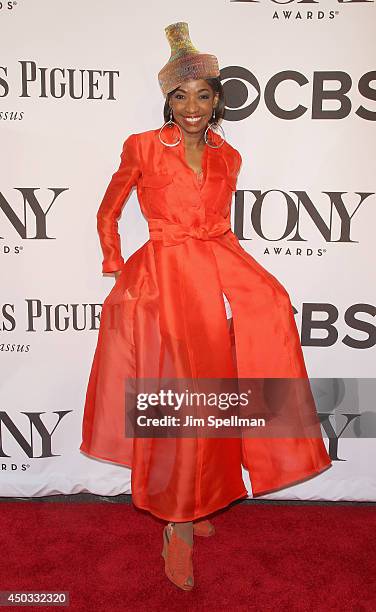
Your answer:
[192,317,235,539]
[170,521,193,545]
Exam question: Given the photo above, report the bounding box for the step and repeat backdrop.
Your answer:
[1,0,375,500]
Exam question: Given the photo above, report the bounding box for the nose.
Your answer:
[184,97,199,114]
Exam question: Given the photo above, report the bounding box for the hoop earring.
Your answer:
[159,109,182,147]
[204,108,225,148]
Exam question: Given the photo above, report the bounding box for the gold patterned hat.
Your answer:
[158,22,220,97]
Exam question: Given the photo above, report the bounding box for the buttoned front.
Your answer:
[80,126,332,522]
[94,126,240,274]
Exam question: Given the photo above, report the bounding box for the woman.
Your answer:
[80,22,332,591]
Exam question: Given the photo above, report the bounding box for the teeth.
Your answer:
[185,117,201,123]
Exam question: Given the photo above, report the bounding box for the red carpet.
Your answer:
[0,501,375,611]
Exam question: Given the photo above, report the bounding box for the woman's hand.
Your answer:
[114,269,123,280]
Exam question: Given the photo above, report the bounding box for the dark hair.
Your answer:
[163,77,225,125]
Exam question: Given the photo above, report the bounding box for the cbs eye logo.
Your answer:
[221,66,261,121]
[221,66,376,121]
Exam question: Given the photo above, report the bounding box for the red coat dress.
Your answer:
[79,125,332,521]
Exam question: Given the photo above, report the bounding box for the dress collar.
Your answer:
[156,123,228,193]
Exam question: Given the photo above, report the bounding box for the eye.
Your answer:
[200,94,210,99]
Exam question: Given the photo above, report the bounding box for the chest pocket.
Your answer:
[220,176,238,218]
[142,173,173,188]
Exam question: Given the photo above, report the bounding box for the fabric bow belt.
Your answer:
[148,219,231,247]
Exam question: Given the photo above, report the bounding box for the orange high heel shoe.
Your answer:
[161,522,194,591]
[193,519,215,537]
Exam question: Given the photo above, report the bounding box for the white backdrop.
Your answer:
[1,0,375,500]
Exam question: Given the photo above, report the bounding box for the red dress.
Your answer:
[80,125,332,521]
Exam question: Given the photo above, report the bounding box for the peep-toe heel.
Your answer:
[161,522,194,591]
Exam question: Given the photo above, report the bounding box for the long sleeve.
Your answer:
[96,133,141,273]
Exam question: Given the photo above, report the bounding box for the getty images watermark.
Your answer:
[135,386,265,430]
[124,377,331,439]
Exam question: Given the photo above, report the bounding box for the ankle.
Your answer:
[170,521,193,545]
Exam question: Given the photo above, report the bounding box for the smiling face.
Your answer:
[168,78,219,137]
